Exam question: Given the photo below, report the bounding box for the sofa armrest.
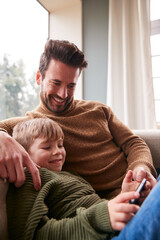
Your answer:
[133,130,160,174]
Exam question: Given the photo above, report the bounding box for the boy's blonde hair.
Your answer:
[12,118,64,151]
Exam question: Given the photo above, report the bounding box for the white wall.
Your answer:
[49,2,83,99]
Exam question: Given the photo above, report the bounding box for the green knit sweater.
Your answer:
[7,168,115,240]
[0,96,156,199]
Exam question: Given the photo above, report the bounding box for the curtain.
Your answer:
[107,0,157,129]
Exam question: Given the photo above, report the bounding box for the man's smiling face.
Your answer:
[37,59,80,113]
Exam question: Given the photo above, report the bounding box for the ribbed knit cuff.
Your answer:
[85,200,114,233]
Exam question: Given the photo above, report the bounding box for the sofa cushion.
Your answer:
[133,129,160,174]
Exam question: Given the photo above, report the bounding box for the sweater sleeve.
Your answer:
[7,169,115,240]
[103,106,157,177]
[0,116,29,135]
[34,201,115,240]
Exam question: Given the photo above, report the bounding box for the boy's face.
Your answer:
[28,137,66,172]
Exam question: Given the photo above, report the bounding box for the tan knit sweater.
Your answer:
[7,168,115,240]
[0,96,156,199]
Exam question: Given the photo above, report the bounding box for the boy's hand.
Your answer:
[121,170,139,193]
[108,191,140,231]
[0,131,41,191]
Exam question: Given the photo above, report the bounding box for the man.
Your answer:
[0,39,157,199]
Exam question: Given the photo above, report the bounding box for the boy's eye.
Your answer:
[42,146,50,150]
[58,144,63,148]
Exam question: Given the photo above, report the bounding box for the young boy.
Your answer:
[12,117,66,173]
[0,118,149,240]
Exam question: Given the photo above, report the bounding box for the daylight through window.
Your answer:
[0,0,48,120]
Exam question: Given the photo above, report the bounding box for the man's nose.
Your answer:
[57,87,67,99]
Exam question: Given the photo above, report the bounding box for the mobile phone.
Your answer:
[129,178,146,204]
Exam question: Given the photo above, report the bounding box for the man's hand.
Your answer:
[0,131,41,190]
[132,166,157,202]
[108,192,140,231]
[122,170,153,204]
[133,166,157,187]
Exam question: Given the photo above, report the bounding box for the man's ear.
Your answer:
[36,70,41,85]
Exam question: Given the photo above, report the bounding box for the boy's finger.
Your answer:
[123,170,133,184]
[116,191,140,203]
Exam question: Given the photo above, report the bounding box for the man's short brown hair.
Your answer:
[39,39,88,79]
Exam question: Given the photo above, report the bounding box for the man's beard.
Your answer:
[41,86,72,113]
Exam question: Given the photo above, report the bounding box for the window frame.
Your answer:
[151,19,160,127]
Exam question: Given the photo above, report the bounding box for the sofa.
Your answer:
[133,129,160,175]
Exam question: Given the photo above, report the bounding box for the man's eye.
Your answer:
[54,82,60,86]
[68,85,75,89]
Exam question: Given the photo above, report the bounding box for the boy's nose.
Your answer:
[52,147,61,156]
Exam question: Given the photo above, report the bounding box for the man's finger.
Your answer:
[0,163,8,179]
[146,172,157,188]
[14,156,26,187]
[5,157,17,183]
[133,167,146,182]
[24,156,41,191]
[143,180,151,190]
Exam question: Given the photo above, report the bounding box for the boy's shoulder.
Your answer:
[39,168,94,189]
[23,167,94,191]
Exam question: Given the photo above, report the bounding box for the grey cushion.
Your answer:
[133,129,160,173]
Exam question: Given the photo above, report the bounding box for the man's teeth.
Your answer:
[54,97,64,103]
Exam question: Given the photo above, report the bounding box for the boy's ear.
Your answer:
[36,70,41,85]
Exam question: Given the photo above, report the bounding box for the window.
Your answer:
[0,0,48,120]
[150,0,160,125]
